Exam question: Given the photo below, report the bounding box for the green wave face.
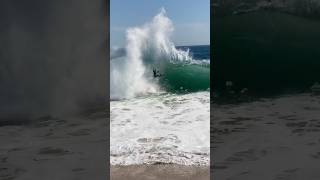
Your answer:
[158,62,210,92]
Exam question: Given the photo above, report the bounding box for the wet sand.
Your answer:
[111,165,209,180]
[0,109,107,180]
[212,93,320,180]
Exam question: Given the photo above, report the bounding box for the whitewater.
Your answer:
[110,8,210,165]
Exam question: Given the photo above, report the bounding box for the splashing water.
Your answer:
[110,8,200,100]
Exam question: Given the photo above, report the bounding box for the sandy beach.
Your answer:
[212,93,320,180]
[111,165,209,180]
[0,109,107,180]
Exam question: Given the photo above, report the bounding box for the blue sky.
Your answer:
[110,0,210,47]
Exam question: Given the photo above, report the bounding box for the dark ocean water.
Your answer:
[177,45,210,60]
[213,11,320,97]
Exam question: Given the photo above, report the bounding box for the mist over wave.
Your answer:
[110,8,209,100]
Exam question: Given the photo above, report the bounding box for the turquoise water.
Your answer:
[158,45,210,93]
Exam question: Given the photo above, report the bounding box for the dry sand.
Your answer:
[212,93,320,180]
[111,165,209,180]
[0,109,107,180]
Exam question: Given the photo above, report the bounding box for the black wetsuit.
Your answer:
[153,68,162,77]
[153,69,157,77]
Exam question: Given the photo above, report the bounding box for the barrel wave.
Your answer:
[110,8,210,100]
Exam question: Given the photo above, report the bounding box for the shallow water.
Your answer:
[110,91,210,165]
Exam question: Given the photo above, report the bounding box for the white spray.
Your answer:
[110,8,193,100]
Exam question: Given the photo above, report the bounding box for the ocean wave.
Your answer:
[110,8,209,100]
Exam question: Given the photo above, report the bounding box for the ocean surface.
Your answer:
[110,9,210,166]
